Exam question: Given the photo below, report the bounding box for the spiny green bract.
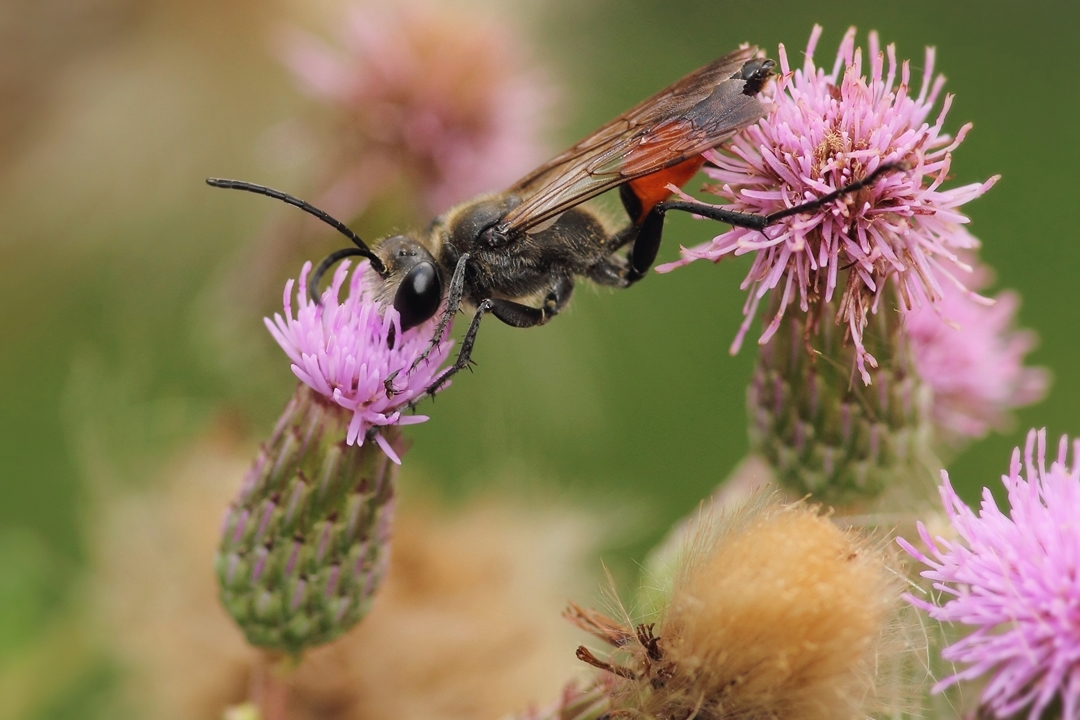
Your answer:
[216,385,400,655]
[748,299,932,506]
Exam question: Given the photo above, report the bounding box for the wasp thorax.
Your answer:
[376,235,443,331]
[443,195,517,249]
[478,224,510,249]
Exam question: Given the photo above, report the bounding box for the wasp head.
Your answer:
[376,235,443,331]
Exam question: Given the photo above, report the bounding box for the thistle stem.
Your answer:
[252,653,294,720]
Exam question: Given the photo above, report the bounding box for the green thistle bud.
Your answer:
[216,384,401,654]
[747,295,934,506]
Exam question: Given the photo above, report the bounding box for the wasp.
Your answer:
[209,45,900,398]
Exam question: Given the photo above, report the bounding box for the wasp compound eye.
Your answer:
[394,262,442,331]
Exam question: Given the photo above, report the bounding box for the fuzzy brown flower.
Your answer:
[570,498,913,720]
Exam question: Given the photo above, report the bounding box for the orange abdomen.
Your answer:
[626,156,707,223]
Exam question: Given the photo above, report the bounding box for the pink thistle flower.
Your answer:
[658,26,997,384]
[899,429,1080,720]
[905,260,1048,444]
[265,260,453,463]
[281,2,552,219]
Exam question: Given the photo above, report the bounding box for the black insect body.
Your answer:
[209,45,902,400]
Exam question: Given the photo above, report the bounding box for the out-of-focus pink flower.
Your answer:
[905,261,1048,443]
[281,2,552,218]
[900,429,1080,720]
[265,260,453,462]
[658,27,996,385]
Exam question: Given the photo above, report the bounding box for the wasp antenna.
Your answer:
[308,247,375,305]
[205,178,388,277]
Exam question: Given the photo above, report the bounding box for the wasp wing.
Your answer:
[498,46,771,236]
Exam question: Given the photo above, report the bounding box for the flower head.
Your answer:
[282,2,552,218]
[900,429,1080,720]
[905,261,1048,444]
[659,26,997,384]
[265,260,452,461]
[570,498,909,720]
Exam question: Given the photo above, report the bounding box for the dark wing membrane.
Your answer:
[498,46,769,236]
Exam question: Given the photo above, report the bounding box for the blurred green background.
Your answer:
[1,0,1078,714]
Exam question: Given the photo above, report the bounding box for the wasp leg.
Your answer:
[419,274,574,399]
[763,161,908,224]
[385,253,471,396]
[624,207,667,283]
[656,161,908,230]
[590,205,667,288]
[604,185,649,254]
[419,298,494,399]
[409,253,470,372]
[604,160,910,290]
[599,184,680,286]
[491,273,574,328]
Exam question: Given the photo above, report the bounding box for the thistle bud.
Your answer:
[215,259,453,654]
[748,292,933,506]
[216,384,400,654]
